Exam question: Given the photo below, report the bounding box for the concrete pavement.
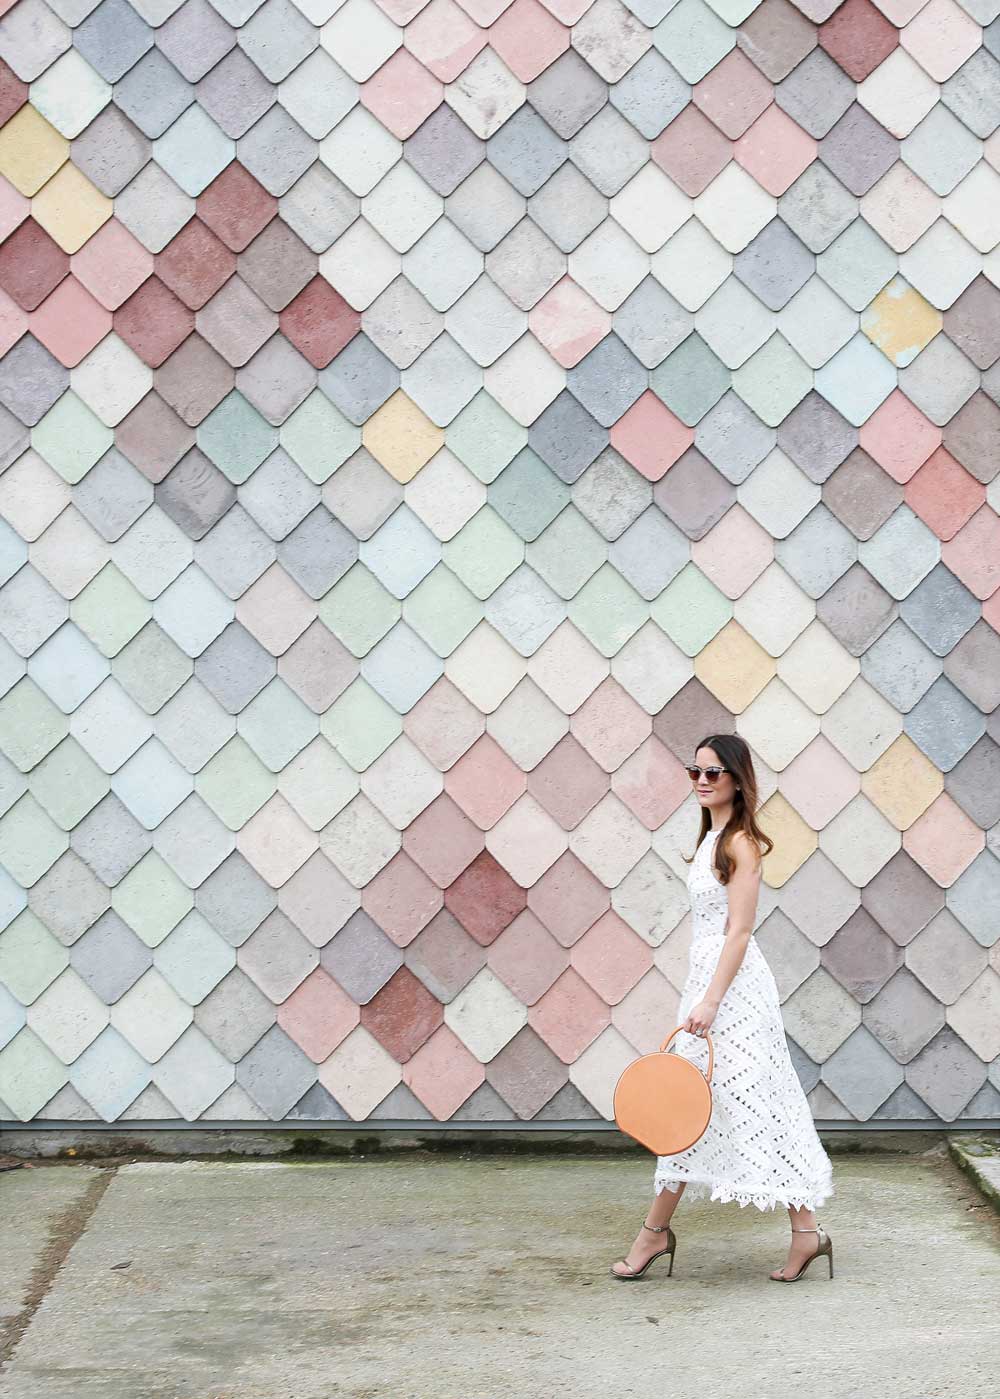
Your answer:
[1,1143,998,1399]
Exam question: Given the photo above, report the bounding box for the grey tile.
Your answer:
[27,850,110,946]
[0,336,69,427]
[946,735,1000,831]
[695,390,775,482]
[777,391,857,481]
[320,907,404,1002]
[822,447,903,541]
[567,334,647,427]
[114,48,194,139]
[0,0,70,81]
[906,1025,987,1119]
[196,46,275,139]
[571,446,652,541]
[608,505,689,599]
[943,276,1000,371]
[819,102,898,197]
[156,0,236,83]
[904,676,985,772]
[195,503,275,598]
[238,105,316,196]
[941,48,1000,138]
[608,47,689,138]
[279,162,359,253]
[773,502,857,597]
[734,218,814,311]
[318,334,399,425]
[155,448,237,539]
[776,46,854,138]
[73,448,154,542]
[860,617,941,713]
[116,162,195,253]
[277,505,357,599]
[527,50,607,139]
[70,908,153,1002]
[815,561,894,655]
[446,163,525,253]
[485,216,562,310]
[236,448,319,541]
[527,161,606,253]
[778,161,857,253]
[943,618,1000,715]
[194,966,276,1059]
[488,446,571,539]
[237,218,316,311]
[236,1023,316,1117]
[196,849,276,946]
[487,106,566,197]
[74,0,153,83]
[820,1025,903,1117]
[70,791,152,886]
[898,563,981,657]
[652,446,736,540]
[649,332,730,426]
[235,335,315,425]
[156,334,235,427]
[238,0,316,83]
[614,275,691,368]
[527,391,608,483]
[405,105,484,196]
[194,620,275,711]
[568,104,647,195]
[72,106,151,197]
[941,391,1000,484]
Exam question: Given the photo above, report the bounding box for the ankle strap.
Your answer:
[642,1221,670,1232]
[791,1224,822,1232]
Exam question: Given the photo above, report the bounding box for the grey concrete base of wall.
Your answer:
[3,1123,998,1163]
[948,1135,1000,1214]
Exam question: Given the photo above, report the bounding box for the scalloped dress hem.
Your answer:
[653,1173,836,1213]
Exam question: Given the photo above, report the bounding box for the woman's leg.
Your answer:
[768,1203,820,1280]
[611,1182,686,1276]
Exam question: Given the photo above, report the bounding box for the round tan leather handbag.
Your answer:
[613,1026,715,1155]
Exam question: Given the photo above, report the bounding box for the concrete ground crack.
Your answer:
[0,1166,117,1376]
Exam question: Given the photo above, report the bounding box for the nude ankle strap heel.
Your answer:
[770,1223,834,1282]
[610,1220,678,1280]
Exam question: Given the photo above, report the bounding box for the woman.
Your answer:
[611,734,835,1283]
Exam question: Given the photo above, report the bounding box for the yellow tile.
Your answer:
[0,105,69,197]
[860,277,942,368]
[32,163,112,254]
[694,620,775,713]
[861,733,943,829]
[757,791,818,888]
[362,390,444,482]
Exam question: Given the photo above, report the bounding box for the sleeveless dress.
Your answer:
[653,827,835,1212]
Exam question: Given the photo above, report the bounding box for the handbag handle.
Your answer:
[658,1024,714,1085]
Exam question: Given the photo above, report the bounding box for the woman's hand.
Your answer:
[683,999,718,1037]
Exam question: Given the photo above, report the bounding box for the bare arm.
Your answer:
[702,831,762,1012]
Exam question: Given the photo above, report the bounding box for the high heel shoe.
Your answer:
[769,1223,833,1282]
[610,1220,677,1280]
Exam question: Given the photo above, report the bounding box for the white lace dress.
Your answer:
[653,828,835,1212]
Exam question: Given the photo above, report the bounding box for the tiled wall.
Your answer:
[0,0,998,1130]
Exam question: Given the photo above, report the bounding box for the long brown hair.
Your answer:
[682,734,773,884]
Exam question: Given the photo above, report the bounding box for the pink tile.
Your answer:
[527,966,610,1063]
[487,907,570,1003]
[903,793,984,887]
[904,446,985,541]
[609,389,694,480]
[537,0,592,18]
[361,965,444,1061]
[71,219,154,311]
[982,582,1000,636]
[490,0,569,82]
[569,908,653,1004]
[276,966,358,1062]
[0,286,27,356]
[29,276,112,367]
[734,103,817,196]
[360,47,443,139]
[360,850,445,947]
[570,677,651,772]
[444,849,527,946]
[402,792,486,887]
[691,503,773,598]
[403,675,485,767]
[778,734,859,832]
[526,733,609,829]
[526,850,610,947]
[374,0,428,18]
[651,105,732,197]
[0,174,28,241]
[444,732,527,828]
[401,1023,485,1119]
[529,276,611,368]
[858,388,941,481]
[405,0,487,82]
[693,48,773,139]
[940,503,1000,601]
[610,735,689,829]
[456,0,519,21]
